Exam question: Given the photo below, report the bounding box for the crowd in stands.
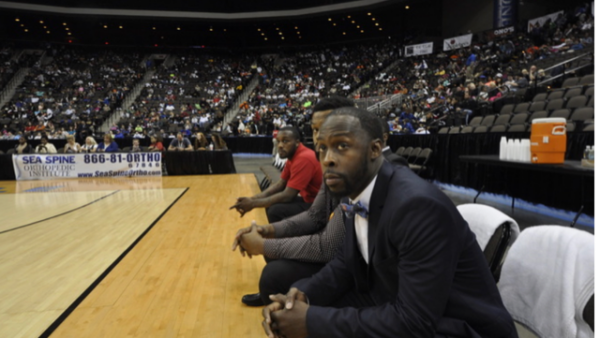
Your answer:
[362,3,594,134]
[1,45,144,141]
[0,3,594,143]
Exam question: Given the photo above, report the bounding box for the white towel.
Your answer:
[456,203,520,251]
[498,226,594,338]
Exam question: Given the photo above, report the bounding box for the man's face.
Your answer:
[276,130,299,159]
[19,137,26,144]
[317,115,381,199]
[41,138,47,145]
[311,109,332,147]
[177,134,183,141]
[133,140,139,146]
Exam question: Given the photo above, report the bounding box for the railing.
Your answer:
[357,93,404,113]
[536,51,594,87]
[223,73,260,125]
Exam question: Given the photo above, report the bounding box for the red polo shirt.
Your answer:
[281,143,322,203]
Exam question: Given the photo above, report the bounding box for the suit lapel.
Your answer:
[367,161,394,262]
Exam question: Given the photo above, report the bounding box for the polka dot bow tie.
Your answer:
[340,201,369,219]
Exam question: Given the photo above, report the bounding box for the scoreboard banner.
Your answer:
[404,42,434,57]
[443,34,473,51]
[12,152,162,181]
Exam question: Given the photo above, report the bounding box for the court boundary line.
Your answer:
[38,187,189,338]
[0,190,121,235]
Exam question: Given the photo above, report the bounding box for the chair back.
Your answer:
[497,226,594,338]
[457,204,519,282]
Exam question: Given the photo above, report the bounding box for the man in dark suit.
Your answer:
[379,118,408,167]
[262,107,517,338]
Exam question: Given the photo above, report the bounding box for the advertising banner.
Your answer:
[404,42,434,57]
[12,152,162,181]
[484,26,515,40]
[494,0,517,28]
[528,11,564,32]
[443,34,473,51]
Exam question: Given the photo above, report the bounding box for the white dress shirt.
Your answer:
[350,175,378,264]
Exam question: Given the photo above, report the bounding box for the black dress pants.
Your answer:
[266,196,311,223]
[259,259,325,305]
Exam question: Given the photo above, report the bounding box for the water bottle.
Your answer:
[589,146,595,162]
[523,139,531,163]
[209,143,214,151]
[584,146,590,160]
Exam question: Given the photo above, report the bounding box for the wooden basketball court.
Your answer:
[0,174,268,338]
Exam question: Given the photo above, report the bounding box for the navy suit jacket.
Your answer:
[293,161,517,338]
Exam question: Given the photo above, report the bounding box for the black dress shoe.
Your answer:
[242,293,265,306]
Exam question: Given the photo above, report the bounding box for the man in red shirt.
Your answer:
[231,126,322,223]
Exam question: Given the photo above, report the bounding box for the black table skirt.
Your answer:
[164,150,236,175]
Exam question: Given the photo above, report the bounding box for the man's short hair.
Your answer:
[313,96,355,113]
[328,107,383,142]
[279,126,301,140]
[378,118,390,135]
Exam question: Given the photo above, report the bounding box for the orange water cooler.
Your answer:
[530,117,567,164]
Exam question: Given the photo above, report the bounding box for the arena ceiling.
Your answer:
[0,0,442,49]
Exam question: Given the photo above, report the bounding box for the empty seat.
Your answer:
[499,104,515,115]
[494,114,511,126]
[460,126,474,133]
[480,115,496,127]
[550,109,572,119]
[497,226,594,338]
[580,74,594,86]
[546,98,565,111]
[513,103,530,114]
[409,148,433,176]
[587,97,594,107]
[490,125,507,133]
[469,116,483,127]
[448,127,461,134]
[532,93,547,102]
[561,77,580,88]
[566,122,576,132]
[528,111,549,122]
[528,101,546,112]
[508,124,528,133]
[547,90,565,100]
[407,147,422,162]
[510,113,529,125]
[566,95,589,109]
[515,88,528,99]
[582,124,594,132]
[395,146,405,156]
[438,127,450,134]
[456,204,519,282]
[571,107,594,122]
[473,126,489,133]
[401,147,413,158]
[584,86,594,97]
[564,88,582,99]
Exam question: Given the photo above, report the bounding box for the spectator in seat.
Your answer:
[148,136,164,152]
[35,136,57,154]
[131,139,142,152]
[194,132,209,150]
[97,134,119,153]
[168,132,193,151]
[64,135,82,153]
[211,133,228,150]
[14,135,33,154]
[81,136,98,153]
[261,107,518,338]
[230,126,322,223]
